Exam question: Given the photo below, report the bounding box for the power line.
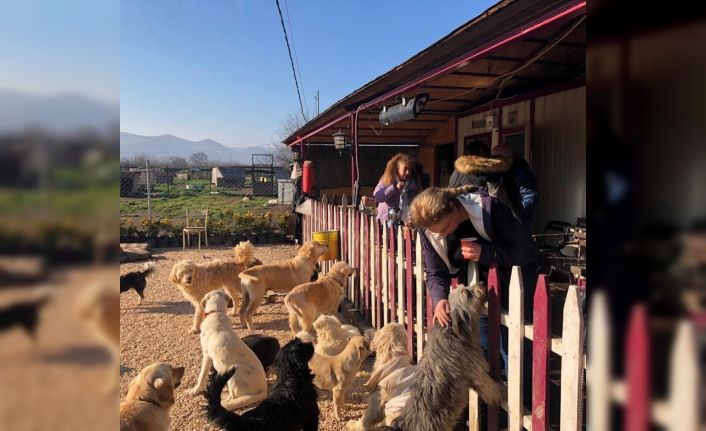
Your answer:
[275,0,308,122]
[282,0,308,116]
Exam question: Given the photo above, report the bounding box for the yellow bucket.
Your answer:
[312,230,340,261]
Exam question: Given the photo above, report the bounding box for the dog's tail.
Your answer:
[238,272,259,283]
[204,366,242,430]
[141,261,155,276]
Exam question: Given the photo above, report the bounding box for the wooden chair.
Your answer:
[183,208,208,250]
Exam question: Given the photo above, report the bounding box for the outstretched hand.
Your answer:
[433,299,451,327]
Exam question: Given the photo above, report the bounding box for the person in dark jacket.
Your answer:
[373,153,419,226]
[491,143,540,224]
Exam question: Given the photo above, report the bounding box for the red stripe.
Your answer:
[389,226,397,322]
[363,216,370,320]
[532,274,551,431]
[375,220,382,328]
[625,305,650,431]
[487,264,501,431]
[405,229,414,356]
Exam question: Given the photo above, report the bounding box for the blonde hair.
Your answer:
[410,185,478,228]
[380,153,415,186]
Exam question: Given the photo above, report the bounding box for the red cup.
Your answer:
[460,237,478,248]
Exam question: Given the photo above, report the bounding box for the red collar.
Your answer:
[203,310,222,317]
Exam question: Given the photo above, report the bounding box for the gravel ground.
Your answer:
[120,245,374,431]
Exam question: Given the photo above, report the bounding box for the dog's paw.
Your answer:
[190,328,200,334]
[188,387,203,397]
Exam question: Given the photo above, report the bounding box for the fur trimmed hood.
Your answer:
[454,155,513,175]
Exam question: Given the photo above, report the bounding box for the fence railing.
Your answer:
[302,198,590,431]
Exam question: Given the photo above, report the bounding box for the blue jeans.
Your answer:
[479,315,508,378]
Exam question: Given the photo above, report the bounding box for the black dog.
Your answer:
[0,292,51,339]
[205,338,319,431]
[241,334,280,371]
[120,262,154,303]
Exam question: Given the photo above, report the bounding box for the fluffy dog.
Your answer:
[241,334,280,371]
[120,261,155,304]
[0,290,51,339]
[309,335,370,420]
[312,314,358,356]
[384,284,504,431]
[205,338,319,431]
[169,258,246,334]
[285,261,355,334]
[189,290,267,410]
[233,241,262,268]
[238,240,328,330]
[120,362,185,431]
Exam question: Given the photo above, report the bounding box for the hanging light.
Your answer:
[333,129,347,151]
[379,93,430,126]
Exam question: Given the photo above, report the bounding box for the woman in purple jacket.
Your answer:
[373,153,419,227]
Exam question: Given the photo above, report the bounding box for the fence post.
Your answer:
[382,224,389,325]
[363,214,370,323]
[358,210,364,310]
[532,274,551,431]
[404,228,414,356]
[625,305,650,431]
[560,284,585,431]
[396,225,404,325]
[487,264,501,431]
[374,219,382,329]
[414,230,425,363]
[389,226,397,322]
[146,160,151,220]
[668,321,698,431]
[508,266,525,431]
[588,290,611,431]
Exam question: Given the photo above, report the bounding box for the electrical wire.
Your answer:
[275,0,308,122]
[282,0,308,116]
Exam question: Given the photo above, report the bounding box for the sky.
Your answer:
[121,0,497,148]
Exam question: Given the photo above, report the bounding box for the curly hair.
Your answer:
[379,153,416,186]
[409,185,478,228]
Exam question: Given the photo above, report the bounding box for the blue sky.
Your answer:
[121,0,496,147]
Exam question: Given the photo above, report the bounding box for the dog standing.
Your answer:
[0,289,51,340]
[205,338,319,431]
[189,290,267,411]
[384,284,504,431]
[285,261,355,334]
[312,314,359,356]
[120,362,185,431]
[120,261,155,304]
[241,334,280,372]
[238,240,328,330]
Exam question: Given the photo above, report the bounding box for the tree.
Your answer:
[166,156,188,169]
[269,112,306,167]
[189,152,209,168]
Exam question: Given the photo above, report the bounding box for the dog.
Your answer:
[169,258,247,334]
[233,241,262,268]
[76,282,120,391]
[285,261,356,334]
[0,289,51,339]
[189,290,267,410]
[312,314,359,356]
[309,335,370,420]
[120,261,155,304]
[241,334,280,371]
[383,284,504,431]
[205,338,319,431]
[120,362,185,431]
[238,240,328,330]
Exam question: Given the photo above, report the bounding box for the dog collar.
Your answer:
[203,310,222,317]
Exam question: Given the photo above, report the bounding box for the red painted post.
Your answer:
[405,228,414,356]
[354,211,360,308]
[625,305,650,431]
[532,274,551,431]
[375,220,382,328]
[487,263,501,431]
[388,225,397,322]
[363,215,370,320]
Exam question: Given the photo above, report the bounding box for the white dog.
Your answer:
[189,291,267,411]
[312,314,360,356]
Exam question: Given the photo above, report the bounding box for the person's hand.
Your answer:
[461,242,482,261]
[396,181,405,190]
[433,299,451,327]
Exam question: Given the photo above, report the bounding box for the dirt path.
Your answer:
[120,245,373,431]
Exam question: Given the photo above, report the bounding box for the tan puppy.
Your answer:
[189,290,267,411]
[76,282,120,391]
[312,314,359,356]
[309,335,370,421]
[238,240,328,330]
[285,261,356,334]
[169,259,246,334]
[233,241,262,268]
[120,362,184,431]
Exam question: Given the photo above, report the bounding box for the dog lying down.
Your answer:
[383,284,504,431]
[205,338,319,431]
[120,362,185,431]
[120,261,155,304]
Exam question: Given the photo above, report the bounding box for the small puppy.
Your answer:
[205,338,319,431]
[309,335,370,420]
[233,241,262,268]
[189,290,267,411]
[384,284,504,431]
[285,261,356,334]
[238,240,328,330]
[313,314,358,356]
[169,258,247,334]
[366,323,410,388]
[241,334,280,371]
[0,290,51,339]
[120,261,155,304]
[120,362,185,431]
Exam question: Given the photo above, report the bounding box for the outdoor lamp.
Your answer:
[333,129,347,150]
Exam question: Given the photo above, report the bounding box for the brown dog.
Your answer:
[238,240,328,330]
[120,362,185,431]
[309,335,370,421]
[284,261,355,334]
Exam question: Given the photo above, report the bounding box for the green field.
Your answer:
[120,193,281,221]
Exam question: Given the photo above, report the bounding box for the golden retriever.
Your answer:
[169,259,245,334]
[309,335,370,421]
[311,314,360,356]
[284,261,355,334]
[189,290,267,410]
[120,362,185,431]
[233,241,262,268]
[238,240,328,330]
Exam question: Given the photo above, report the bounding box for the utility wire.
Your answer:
[282,0,308,116]
[275,0,308,122]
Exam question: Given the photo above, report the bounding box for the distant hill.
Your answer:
[120,132,271,164]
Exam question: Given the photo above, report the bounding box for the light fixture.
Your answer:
[333,129,348,156]
[379,93,430,126]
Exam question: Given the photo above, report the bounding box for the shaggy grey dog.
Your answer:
[384,283,504,431]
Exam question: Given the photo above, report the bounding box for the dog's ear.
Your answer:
[152,377,175,405]
[172,366,185,388]
[168,265,179,284]
[200,294,209,309]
